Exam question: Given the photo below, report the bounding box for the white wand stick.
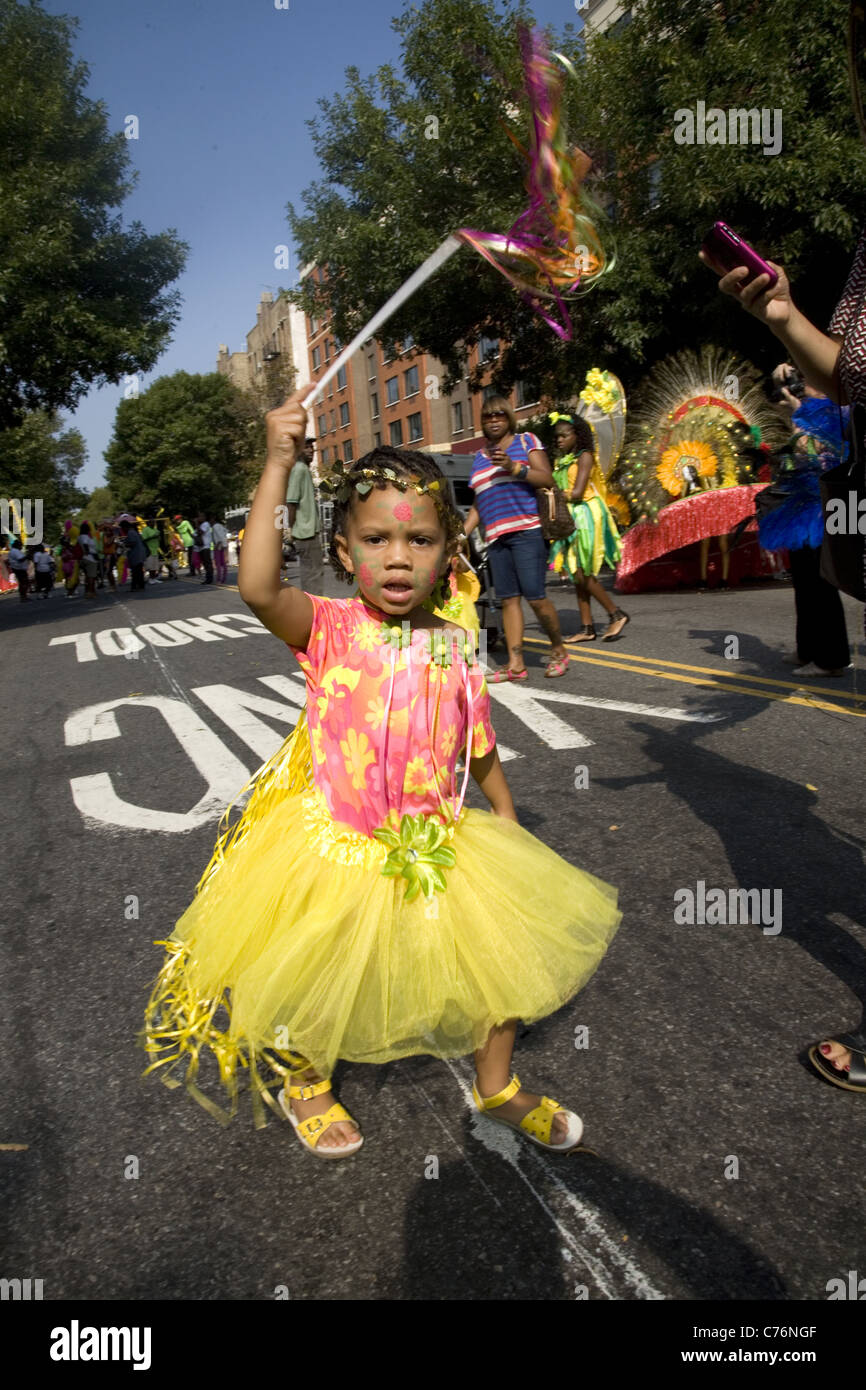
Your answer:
[300,235,463,408]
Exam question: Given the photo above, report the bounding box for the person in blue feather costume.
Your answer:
[758,368,851,675]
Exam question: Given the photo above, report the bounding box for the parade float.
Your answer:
[609,348,786,593]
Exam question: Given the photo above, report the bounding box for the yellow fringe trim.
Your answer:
[140,941,312,1128]
[196,705,315,895]
[143,711,317,1126]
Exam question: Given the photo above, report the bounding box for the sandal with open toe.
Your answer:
[808,1031,866,1093]
[603,609,630,641]
[278,1075,364,1158]
[489,666,528,682]
[472,1073,584,1152]
[544,654,570,678]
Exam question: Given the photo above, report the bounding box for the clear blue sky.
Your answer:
[43,0,584,491]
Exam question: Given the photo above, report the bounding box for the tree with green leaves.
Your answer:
[0,0,187,431]
[0,410,87,539]
[105,372,262,516]
[288,0,866,403]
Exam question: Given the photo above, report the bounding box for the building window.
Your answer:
[452,401,464,433]
[402,332,415,353]
[339,402,350,427]
[321,446,330,465]
[343,440,354,462]
[404,365,419,397]
[312,345,321,371]
[386,376,399,405]
[329,410,336,432]
[317,413,326,436]
[336,365,347,390]
[482,384,499,402]
[383,345,394,364]
[515,379,539,408]
[374,431,382,446]
[408,411,423,442]
[367,357,377,381]
[389,419,404,446]
[323,341,330,364]
[370,392,379,418]
[479,335,500,363]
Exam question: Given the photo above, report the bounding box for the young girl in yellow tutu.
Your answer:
[143,392,620,1158]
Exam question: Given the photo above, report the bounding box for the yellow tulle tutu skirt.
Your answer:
[143,715,620,1125]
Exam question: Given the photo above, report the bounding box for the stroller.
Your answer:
[460,518,503,654]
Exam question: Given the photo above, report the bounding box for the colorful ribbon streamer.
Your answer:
[455,25,613,340]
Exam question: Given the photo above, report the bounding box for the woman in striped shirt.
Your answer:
[464,396,571,679]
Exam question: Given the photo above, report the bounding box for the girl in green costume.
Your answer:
[549,413,629,641]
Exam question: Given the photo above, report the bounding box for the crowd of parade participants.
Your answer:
[0,512,233,602]
[0,357,855,692]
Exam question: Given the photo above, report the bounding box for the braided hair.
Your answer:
[328,446,464,584]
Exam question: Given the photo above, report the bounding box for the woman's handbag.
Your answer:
[516,434,574,542]
[537,485,575,542]
[819,402,866,601]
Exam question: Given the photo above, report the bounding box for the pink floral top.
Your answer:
[289,594,496,837]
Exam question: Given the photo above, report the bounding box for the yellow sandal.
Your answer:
[278,1074,364,1160]
[472,1073,584,1153]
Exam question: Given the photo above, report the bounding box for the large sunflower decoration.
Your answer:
[656,439,718,497]
[610,347,786,524]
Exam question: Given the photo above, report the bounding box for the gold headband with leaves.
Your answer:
[318,460,443,505]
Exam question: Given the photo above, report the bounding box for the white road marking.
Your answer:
[193,681,304,761]
[48,610,270,661]
[483,678,595,749]
[442,1058,665,1301]
[532,689,723,723]
[65,695,250,832]
[49,632,97,662]
[170,616,248,642]
[94,627,144,659]
[135,621,194,647]
[209,611,270,633]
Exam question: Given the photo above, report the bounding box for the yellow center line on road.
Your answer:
[552,641,866,703]
[523,637,865,718]
[201,588,863,716]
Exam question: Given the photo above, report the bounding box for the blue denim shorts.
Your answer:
[486,526,548,601]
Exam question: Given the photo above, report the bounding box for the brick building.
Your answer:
[301,264,544,470]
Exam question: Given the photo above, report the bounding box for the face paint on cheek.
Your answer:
[358,561,374,588]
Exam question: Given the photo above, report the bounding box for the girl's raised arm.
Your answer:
[238,393,315,649]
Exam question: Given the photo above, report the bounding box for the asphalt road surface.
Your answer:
[2,560,865,1303]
